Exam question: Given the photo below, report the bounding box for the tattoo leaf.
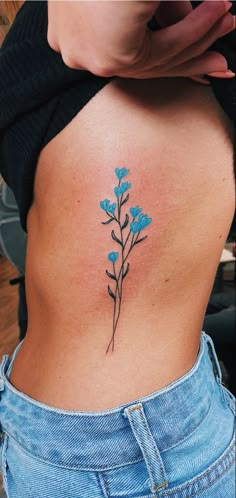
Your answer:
[106,270,117,281]
[134,235,148,245]
[122,262,130,279]
[101,218,114,225]
[108,285,116,300]
[111,230,122,246]
[120,193,129,206]
[121,214,129,230]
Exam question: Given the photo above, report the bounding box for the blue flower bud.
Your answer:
[100,199,108,211]
[137,213,152,230]
[115,167,129,180]
[108,252,119,263]
[130,213,152,233]
[100,199,116,214]
[130,206,142,218]
[130,222,140,234]
[114,187,121,197]
[120,182,131,194]
[110,203,116,215]
[114,181,131,197]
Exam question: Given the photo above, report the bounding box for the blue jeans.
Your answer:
[0,331,235,498]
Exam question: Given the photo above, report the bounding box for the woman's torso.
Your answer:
[9,77,234,411]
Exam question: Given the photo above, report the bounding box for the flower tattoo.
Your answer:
[100,168,152,354]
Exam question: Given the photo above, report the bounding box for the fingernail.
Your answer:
[207,70,235,78]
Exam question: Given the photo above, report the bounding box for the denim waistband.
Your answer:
[0,331,222,472]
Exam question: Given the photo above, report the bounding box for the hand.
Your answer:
[152,0,235,84]
[47,1,235,79]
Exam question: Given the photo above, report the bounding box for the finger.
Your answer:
[128,51,228,79]
[164,51,231,78]
[153,12,235,73]
[146,1,232,66]
[155,1,192,27]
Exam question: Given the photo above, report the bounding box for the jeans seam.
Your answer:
[97,472,110,498]
[160,462,234,498]
[180,447,235,498]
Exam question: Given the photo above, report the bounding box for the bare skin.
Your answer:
[9,77,234,411]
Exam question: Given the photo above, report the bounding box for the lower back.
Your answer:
[9,77,235,410]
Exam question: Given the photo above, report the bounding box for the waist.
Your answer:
[0,331,221,470]
[7,316,201,411]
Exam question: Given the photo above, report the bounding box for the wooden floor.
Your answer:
[0,255,19,358]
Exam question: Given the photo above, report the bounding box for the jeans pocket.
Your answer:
[0,432,9,498]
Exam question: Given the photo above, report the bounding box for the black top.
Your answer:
[0,1,235,232]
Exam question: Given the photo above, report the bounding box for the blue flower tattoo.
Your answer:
[114,182,131,197]
[115,167,129,180]
[130,213,152,234]
[108,252,119,263]
[100,199,117,215]
[100,167,152,354]
[129,206,142,218]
